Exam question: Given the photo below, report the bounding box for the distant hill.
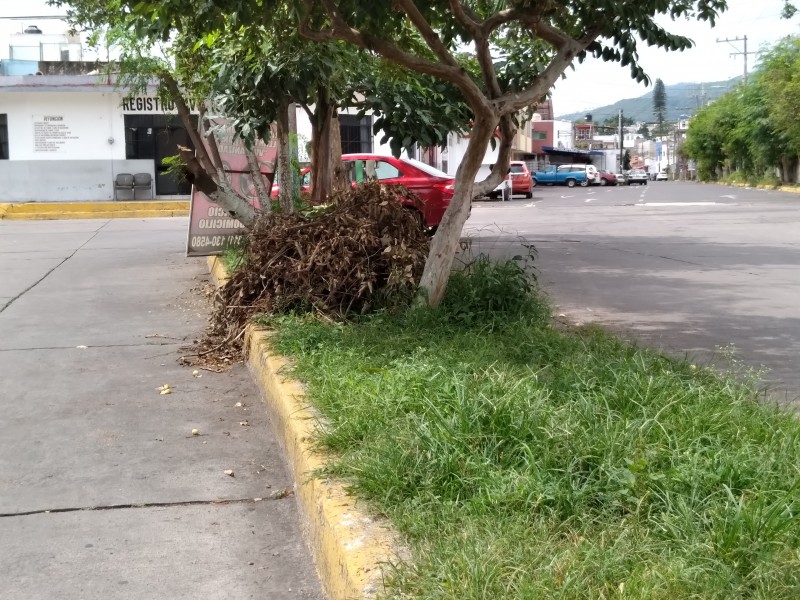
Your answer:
[556,77,741,123]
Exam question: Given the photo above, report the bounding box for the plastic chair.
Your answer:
[132,173,153,200]
[114,173,134,200]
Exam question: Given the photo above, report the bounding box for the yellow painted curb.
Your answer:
[206,256,230,287]
[0,204,9,218]
[246,327,404,599]
[0,201,189,220]
[2,209,188,220]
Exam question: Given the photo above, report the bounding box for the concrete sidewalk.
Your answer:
[0,218,322,599]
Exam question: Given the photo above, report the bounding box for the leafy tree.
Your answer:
[64,0,731,305]
[623,149,631,170]
[684,36,798,183]
[600,115,634,128]
[652,78,667,136]
[759,36,800,181]
[637,124,651,139]
[294,1,729,305]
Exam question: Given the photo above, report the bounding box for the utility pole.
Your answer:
[716,36,757,85]
[618,109,624,173]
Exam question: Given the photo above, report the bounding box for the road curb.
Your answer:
[206,256,230,287]
[208,257,404,599]
[722,182,800,194]
[0,201,189,220]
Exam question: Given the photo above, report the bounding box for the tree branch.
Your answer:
[394,0,460,68]
[300,0,489,111]
[473,114,516,197]
[161,72,217,176]
[198,102,224,172]
[494,27,603,115]
[449,0,502,99]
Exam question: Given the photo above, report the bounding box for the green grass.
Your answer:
[266,258,800,599]
[220,243,246,273]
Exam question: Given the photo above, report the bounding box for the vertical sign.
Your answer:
[186,121,277,257]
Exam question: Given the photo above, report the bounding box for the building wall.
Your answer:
[531,121,553,154]
[0,90,160,201]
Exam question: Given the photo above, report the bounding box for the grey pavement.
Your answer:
[466,182,800,401]
[0,218,323,599]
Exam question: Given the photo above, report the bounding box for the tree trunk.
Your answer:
[178,146,257,229]
[276,97,294,213]
[160,73,258,230]
[310,88,334,204]
[244,146,271,213]
[329,111,348,193]
[417,117,497,306]
[288,102,300,197]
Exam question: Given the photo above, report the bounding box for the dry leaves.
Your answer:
[205,182,430,357]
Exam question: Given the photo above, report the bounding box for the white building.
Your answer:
[0,76,194,201]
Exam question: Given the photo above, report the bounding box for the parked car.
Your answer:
[271,154,455,228]
[626,169,648,185]
[655,171,669,181]
[532,164,588,188]
[597,170,618,186]
[271,168,311,198]
[489,161,532,199]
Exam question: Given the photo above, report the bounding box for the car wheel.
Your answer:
[524,191,532,199]
[566,179,576,188]
[600,178,607,186]
[531,178,537,187]
[643,181,647,185]
[579,179,588,187]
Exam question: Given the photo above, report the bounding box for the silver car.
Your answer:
[626,169,648,185]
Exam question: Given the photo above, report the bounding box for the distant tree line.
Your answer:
[684,36,800,184]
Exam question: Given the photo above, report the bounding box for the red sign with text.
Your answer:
[186,122,276,257]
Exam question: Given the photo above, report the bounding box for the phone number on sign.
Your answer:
[190,235,244,248]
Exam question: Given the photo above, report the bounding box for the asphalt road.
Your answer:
[466,181,800,401]
[0,219,323,599]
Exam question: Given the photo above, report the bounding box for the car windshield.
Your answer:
[401,157,451,178]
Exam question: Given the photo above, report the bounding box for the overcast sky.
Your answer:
[551,0,800,117]
[3,1,798,118]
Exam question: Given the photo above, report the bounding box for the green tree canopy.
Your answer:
[58,0,732,305]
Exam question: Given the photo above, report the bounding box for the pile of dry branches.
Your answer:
[209,182,431,349]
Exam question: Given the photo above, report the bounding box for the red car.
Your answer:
[597,170,618,186]
[272,154,455,228]
[488,161,533,199]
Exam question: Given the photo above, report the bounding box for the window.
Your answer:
[339,115,373,154]
[0,115,8,159]
[509,164,525,174]
[532,131,547,140]
[346,159,401,183]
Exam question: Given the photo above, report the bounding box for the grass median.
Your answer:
[265,257,800,599]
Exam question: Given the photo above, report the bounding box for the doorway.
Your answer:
[124,114,197,195]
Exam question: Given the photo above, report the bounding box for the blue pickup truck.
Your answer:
[532,165,589,188]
